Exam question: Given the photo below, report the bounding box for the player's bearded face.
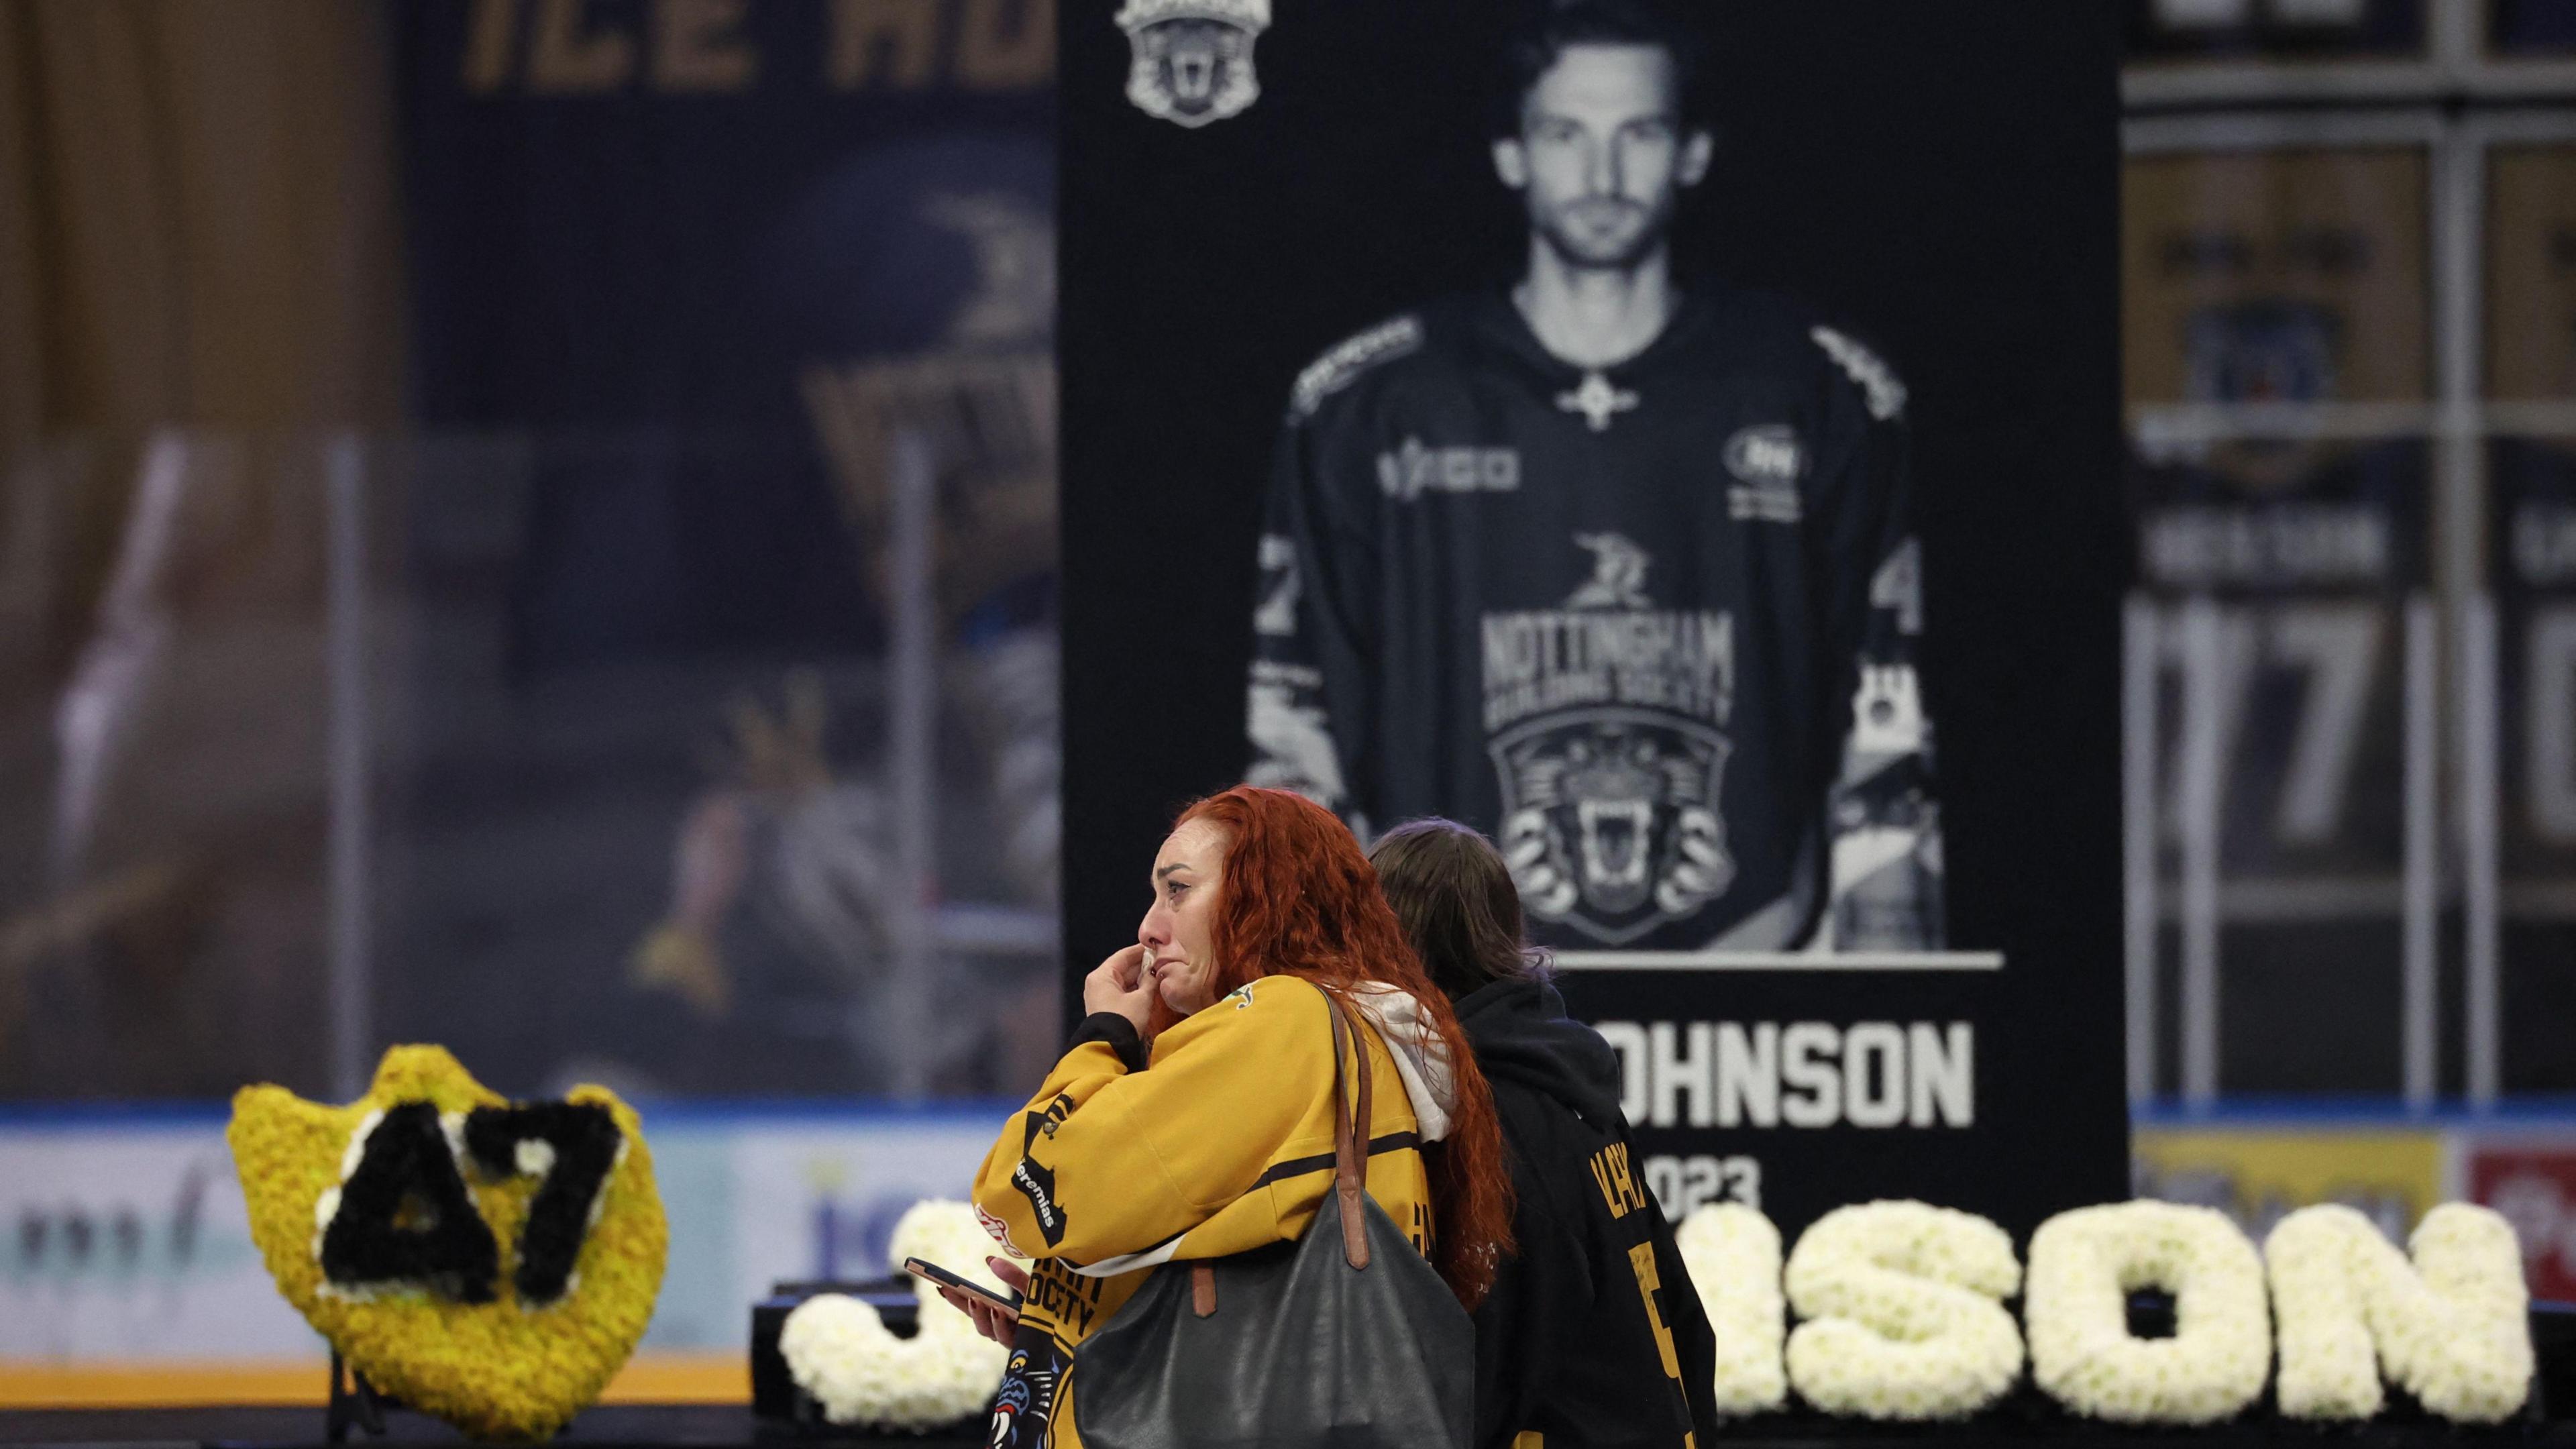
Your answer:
[1505,44,1704,270]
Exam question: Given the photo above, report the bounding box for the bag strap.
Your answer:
[1324,991,1373,1271]
[1189,988,1381,1317]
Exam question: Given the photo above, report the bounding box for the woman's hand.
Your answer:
[936,1256,1030,1344]
[1083,944,1156,1031]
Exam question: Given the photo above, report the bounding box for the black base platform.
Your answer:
[6,1400,2576,1449]
[7,1301,2562,1447]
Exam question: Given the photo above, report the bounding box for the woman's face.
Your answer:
[1138,819,1226,1016]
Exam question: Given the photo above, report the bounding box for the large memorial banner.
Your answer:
[1059,0,2129,1236]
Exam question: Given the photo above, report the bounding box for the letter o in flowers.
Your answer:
[2025,1201,2269,1425]
[1782,1200,2024,1420]
[2267,1202,2530,1423]
[1676,1203,1788,1414]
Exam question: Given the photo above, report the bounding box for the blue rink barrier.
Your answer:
[7,1096,2574,1361]
[0,1099,1020,1360]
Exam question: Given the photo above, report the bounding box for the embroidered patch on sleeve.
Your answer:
[975,1202,1028,1258]
[1291,315,1423,418]
[1810,325,1908,422]
[1010,1156,1069,1248]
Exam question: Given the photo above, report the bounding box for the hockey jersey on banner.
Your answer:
[1248,287,1941,953]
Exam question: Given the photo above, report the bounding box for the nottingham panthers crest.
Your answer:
[1116,0,1269,129]
[1483,533,1740,942]
[1493,710,1735,944]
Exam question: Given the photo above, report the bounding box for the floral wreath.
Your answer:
[229,1046,666,1441]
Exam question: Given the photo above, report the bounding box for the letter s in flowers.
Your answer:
[1782,1200,2023,1421]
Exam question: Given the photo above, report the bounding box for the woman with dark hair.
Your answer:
[1371,817,1719,1449]
[959,786,1515,1448]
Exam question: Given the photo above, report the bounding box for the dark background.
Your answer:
[1060,0,2130,1234]
[384,0,1059,1099]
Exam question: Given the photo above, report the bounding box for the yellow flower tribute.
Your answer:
[228,1045,667,1440]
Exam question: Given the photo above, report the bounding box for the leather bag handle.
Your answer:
[1324,991,1373,1271]
[1191,988,1378,1318]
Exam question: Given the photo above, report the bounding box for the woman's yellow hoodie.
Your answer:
[970,973,1438,1448]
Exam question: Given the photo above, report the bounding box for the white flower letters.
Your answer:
[2266,1201,2532,1423]
[1783,1200,2024,1420]
[1678,1196,2532,1426]
[2025,1201,2271,1424]
[1676,1203,1788,1413]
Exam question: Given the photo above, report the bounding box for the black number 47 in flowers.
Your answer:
[317,1099,626,1306]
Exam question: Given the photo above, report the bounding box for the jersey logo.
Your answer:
[1872,537,1924,635]
[1729,486,1801,524]
[1023,1092,1077,1152]
[1010,1156,1069,1248]
[988,1342,1064,1448]
[1246,662,1348,808]
[1725,425,1805,525]
[1292,315,1422,417]
[1811,325,1907,421]
[1567,533,1652,609]
[1377,438,1519,501]
[1491,710,1736,944]
[1723,424,1806,484]
[1557,370,1640,432]
[1226,983,1256,1009]
[975,1203,1028,1258]
[1116,0,1267,129]
[1851,663,1927,756]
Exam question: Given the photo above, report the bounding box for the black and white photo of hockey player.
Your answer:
[1245,0,1943,953]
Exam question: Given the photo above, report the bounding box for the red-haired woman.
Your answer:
[955,786,1515,1449]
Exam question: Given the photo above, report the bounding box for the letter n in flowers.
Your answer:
[2267,1202,2532,1424]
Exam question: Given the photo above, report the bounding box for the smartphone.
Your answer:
[902,1255,1022,1318]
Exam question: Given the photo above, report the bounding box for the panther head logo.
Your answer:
[1115,0,1269,128]
[1491,712,1735,944]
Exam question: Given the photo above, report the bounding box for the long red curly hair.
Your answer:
[1154,786,1515,1309]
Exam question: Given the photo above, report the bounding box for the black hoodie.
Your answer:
[1458,977,1721,1449]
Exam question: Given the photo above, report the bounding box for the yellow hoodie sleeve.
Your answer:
[971,977,1347,1267]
